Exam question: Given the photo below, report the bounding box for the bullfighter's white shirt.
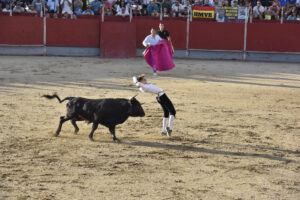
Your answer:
[142,34,162,47]
[133,77,163,94]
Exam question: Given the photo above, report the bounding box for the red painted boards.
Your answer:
[189,22,244,50]
[46,18,100,47]
[100,22,136,58]
[0,16,43,45]
[247,23,300,52]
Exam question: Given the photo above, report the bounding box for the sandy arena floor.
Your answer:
[0,56,299,200]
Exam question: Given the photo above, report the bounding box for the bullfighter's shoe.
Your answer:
[166,127,172,136]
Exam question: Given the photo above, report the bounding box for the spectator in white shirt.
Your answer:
[27,4,38,13]
[46,0,59,13]
[172,0,184,17]
[133,74,176,136]
[60,0,72,14]
[2,3,10,12]
[116,6,129,16]
[253,1,265,19]
[13,1,25,12]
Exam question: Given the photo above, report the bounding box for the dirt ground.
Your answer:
[0,56,299,200]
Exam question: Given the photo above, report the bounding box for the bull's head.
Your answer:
[128,95,145,117]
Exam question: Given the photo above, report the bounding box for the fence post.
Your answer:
[160,2,162,21]
[280,7,284,24]
[249,7,252,23]
[101,5,104,22]
[243,7,249,61]
[130,6,132,22]
[43,16,46,56]
[186,7,190,57]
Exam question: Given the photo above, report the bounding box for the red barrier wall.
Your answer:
[189,22,244,50]
[100,22,136,58]
[135,17,187,49]
[0,16,43,45]
[247,23,300,52]
[46,18,100,47]
[1,15,300,54]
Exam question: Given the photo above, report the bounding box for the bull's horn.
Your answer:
[130,94,139,99]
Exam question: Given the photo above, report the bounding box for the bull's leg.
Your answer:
[71,119,79,134]
[88,122,99,141]
[109,126,119,143]
[55,116,72,136]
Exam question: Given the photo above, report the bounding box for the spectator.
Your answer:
[171,0,184,17]
[296,0,300,10]
[146,1,159,16]
[112,0,121,14]
[89,0,101,15]
[222,0,230,6]
[204,0,211,6]
[163,7,170,16]
[253,0,265,19]
[141,0,151,9]
[2,2,10,11]
[46,0,58,13]
[287,6,299,19]
[180,5,188,16]
[60,0,72,14]
[162,0,171,14]
[21,0,32,9]
[31,0,44,13]
[185,0,192,13]
[0,2,2,11]
[27,3,37,12]
[82,4,94,14]
[74,0,83,14]
[13,1,25,12]
[131,1,143,16]
[193,0,203,6]
[1,0,11,8]
[268,1,280,19]
[285,0,297,16]
[232,0,238,7]
[213,0,222,6]
[116,6,129,16]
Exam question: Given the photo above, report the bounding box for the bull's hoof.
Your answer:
[53,133,59,137]
[74,130,79,135]
[89,137,94,141]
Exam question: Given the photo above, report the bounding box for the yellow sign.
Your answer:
[193,10,214,18]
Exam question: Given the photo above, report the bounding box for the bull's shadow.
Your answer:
[122,140,297,163]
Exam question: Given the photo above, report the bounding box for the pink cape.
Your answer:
[143,39,175,71]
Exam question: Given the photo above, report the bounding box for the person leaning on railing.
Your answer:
[171,0,184,17]
[73,0,83,14]
[146,1,159,16]
[89,0,100,15]
[162,0,171,15]
[253,0,265,19]
[286,6,299,19]
[13,1,24,12]
[267,1,280,20]
[82,4,94,14]
[2,3,10,12]
[31,0,44,13]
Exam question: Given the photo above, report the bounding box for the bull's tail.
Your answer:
[42,93,75,103]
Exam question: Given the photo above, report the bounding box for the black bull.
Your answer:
[42,94,145,142]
